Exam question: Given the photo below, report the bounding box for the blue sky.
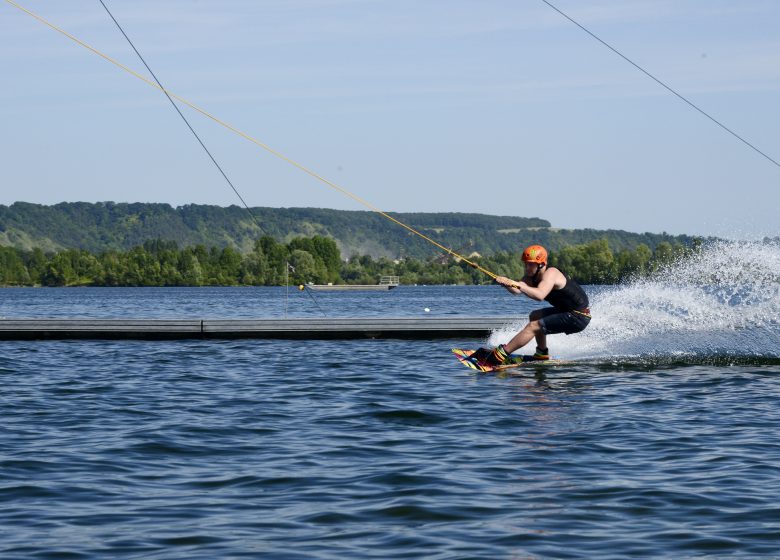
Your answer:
[1,0,778,238]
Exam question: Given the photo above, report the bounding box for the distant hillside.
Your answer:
[0,202,700,258]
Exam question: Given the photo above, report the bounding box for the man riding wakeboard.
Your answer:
[470,244,591,368]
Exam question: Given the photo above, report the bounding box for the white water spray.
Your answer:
[489,240,780,360]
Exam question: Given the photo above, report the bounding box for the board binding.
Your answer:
[452,348,568,372]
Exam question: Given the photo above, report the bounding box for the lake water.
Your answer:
[2,240,780,558]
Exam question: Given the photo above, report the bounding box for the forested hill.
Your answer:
[0,202,698,258]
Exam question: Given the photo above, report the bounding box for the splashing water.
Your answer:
[489,240,780,361]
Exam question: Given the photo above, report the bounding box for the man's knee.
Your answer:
[524,319,543,333]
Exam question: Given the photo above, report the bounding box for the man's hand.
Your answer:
[494,275,515,288]
[495,276,524,295]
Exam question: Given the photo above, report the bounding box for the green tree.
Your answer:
[24,247,47,284]
[615,243,652,281]
[289,249,318,284]
[553,239,616,284]
[256,236,287,285]
[0,247,30,285]
[180,249,204,286]
[0,233,705,287]
[215,247,242,285]
[651,241,674,271]
[41,252,76,286]
[99,251,126,286]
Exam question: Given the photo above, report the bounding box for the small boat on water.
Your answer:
[303,275,399,292]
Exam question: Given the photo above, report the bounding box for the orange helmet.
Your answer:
[522,245,547,264]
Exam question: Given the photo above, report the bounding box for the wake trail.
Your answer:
[489,240,780,361]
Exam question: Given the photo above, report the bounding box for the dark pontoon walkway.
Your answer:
[0,317,520,340]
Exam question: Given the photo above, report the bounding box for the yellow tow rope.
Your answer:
[4,0,499,281]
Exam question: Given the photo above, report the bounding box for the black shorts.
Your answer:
[537,307,591,335]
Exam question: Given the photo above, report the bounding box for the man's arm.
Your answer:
[494,276,522,295]
[494,274,535,296]
[496,269,561,301]
[518,269,560,301]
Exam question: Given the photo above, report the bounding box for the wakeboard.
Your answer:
[452,348,568,373]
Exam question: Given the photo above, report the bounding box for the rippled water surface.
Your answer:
[2,242,780,558]
[3,338,780,559]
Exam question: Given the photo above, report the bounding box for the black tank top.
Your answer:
[544,269,589,311]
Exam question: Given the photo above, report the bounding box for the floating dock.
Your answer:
[0,317,519,340]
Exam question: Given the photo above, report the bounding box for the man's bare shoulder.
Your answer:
[543,267,567,287]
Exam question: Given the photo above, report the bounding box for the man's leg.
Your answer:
[503,319,544,354]
[503,308,553,355]
[529,309,548,351]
